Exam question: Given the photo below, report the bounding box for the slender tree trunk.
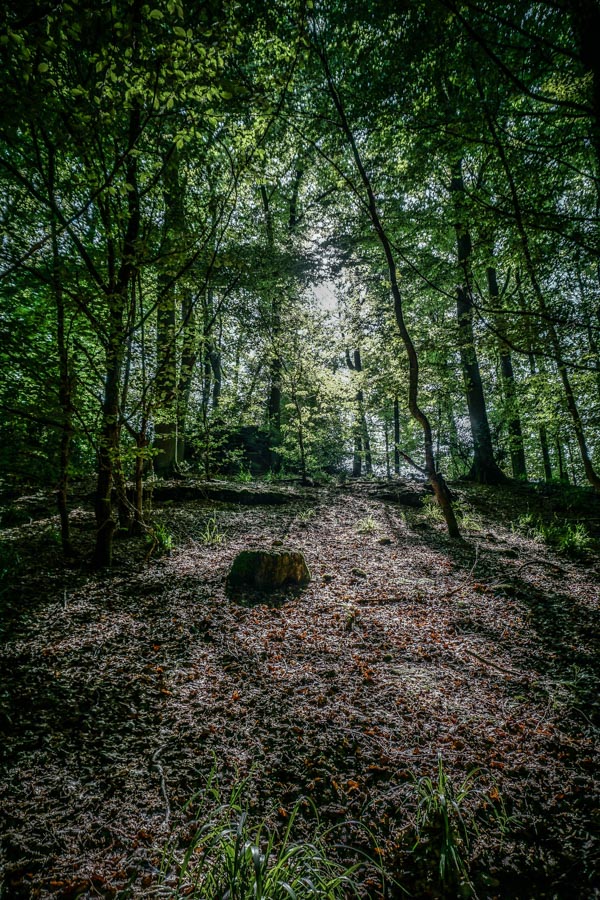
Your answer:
[354,349,372,474]
[482,88,600,490]
[526,345,553,482]
[486,265,527,479]
[556,435,569,483]
[393,395,401,475]
[92,9,141,566]
[176,288,197,464]
[260,184,282,463]
[48,149,74,556]
[92,303,126,568]
[154,146,182,477]
[315,38,460,535]
[450,160,507,484]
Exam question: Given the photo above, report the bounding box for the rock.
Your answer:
[226,549,311,592]
[150,480,306,506]
[375,488,425,508]
[378,536,392,545]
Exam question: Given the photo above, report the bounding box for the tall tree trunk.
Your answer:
[526,341,553,482]
[346,348,372,476]
[556,435,569,483]
[92,3,142,566]
[315,34,460,536]
[481,85,600,490]
[176,288,197,464]
[450,159,507,484]
[486,264,527,479]
[393,395,401,475]
[154,146,182,477]
[48,147,73,557]
[260,184,282,463]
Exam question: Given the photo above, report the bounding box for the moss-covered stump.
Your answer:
[226,549,311,593]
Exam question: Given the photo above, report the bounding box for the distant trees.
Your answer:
[1,0,599,563]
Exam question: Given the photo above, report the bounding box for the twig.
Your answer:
[457,644,529,678]
[152,744,171,827]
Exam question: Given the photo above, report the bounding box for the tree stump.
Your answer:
[226,549,311,593]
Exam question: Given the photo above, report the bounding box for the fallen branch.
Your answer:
[458,645,529,678]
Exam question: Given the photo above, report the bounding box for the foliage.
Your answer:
[517,513,592,556]
[412,755,479,890]
[159,773,388,899]
[356,515,379,534]
[147,522,174,557]
[198,512,226,546]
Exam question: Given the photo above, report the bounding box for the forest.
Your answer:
[0,0,599,897]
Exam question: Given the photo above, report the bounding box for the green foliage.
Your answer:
[517,514,591,556]
[159,773,388,898]
[356,515,379,534]
[147,522,173,557]
[198,512,225,546]
[412,755,478,890]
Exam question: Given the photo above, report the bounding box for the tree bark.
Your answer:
[48,145,74,557]
[450,160,507,484]
[393,395,401,475]
[315,35,460,536]
[486,265,527,479]
[154,146,182,477]
[92,2,142,566]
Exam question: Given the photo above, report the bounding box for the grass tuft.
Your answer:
[159,771,390,898]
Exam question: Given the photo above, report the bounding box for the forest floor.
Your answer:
[0,478,599,899]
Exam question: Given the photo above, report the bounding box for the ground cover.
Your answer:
[0,480,598,898]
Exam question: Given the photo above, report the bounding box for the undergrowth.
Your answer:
[412,755,479,893]
[517,513,591,556]
[159,772,390,899]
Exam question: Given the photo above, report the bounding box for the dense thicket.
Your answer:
[1,0,598,563]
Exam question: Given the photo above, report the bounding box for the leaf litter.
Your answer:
[0,480,598,898]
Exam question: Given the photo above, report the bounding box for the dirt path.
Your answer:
[0,482,598,898]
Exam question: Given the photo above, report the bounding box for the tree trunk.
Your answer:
[92,303,125,568]
[176,288,197,464]
[315,38,460,535]
[154,146,182,478]
[260,184,282,462]
[92,21,141,566]
[48,150,74,557]
[393,395,401,475]
[451,160,507,484]
[486,265,527,479]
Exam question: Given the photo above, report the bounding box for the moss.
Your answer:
[227,549,310,591]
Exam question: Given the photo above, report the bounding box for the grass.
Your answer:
[356,515,379,534]
[516,513,591,556]
[422,495,482,531]
[146,521,173,557]
[199,512,226,545]
[412,754,479,891]
[160,772,390,899]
